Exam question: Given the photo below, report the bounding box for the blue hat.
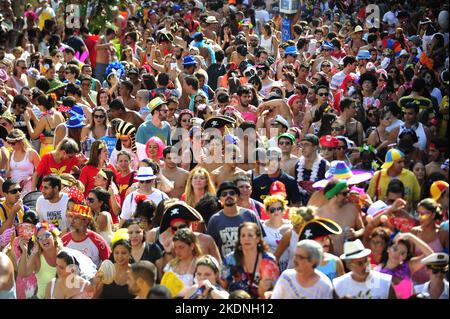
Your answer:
[65,115,85,129]
[173,4,182,11]
[321,41,334,50]
[357,50,371,60]
[183,55,197,66]
[149,9,156,15]
[284,46,298,56]
[68,105,85,118]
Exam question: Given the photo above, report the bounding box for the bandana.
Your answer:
[325,180,348,200]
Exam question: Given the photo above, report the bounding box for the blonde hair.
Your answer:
[289,206,316,227]
[263,195,288,211]
[184,167,216,207]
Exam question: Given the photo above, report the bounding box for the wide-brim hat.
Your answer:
[367,200,389,218]
[160,201,203,233]
[135,166,157,181]
[313,160,373,189]
[65,115,85,128]
[202,115,235,130]
[47,79,68,94]
[183,55,197,66]
[299,218,342,241]
[68,105,85,118]
[340,239,372,260]
[216,181,240,198]
[353,25,364,34]
[381,148,405,169]
[206,16,218,24]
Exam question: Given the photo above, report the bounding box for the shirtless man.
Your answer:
[0,252,15,298]
[337,97,364,147]
[316,179,365,256]
[210,144,248,189]
[278,133,298,178]
[94,27,116,84]
[199,137,223,173]
[426,139,447,177]
[161,147,189,199]
[118,80,139,112]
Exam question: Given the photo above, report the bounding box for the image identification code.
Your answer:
[175,303,274,316]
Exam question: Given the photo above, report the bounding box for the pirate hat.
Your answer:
[299,218,342,241]
[160,201,203,233]
[202,115,236,130]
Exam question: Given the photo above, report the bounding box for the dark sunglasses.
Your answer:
[8,188,22,194]
[94,114,105,119]
[269,207,283,214]
[339,190,350,197]
[86,197,96,203]
[427,265,448,274]
[220,190,236,197]
[139,180,152,184]
[171,224,188,232]
[317,92,328,97]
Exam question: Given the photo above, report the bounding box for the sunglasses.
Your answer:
[220,190,236,197]
[367,112,376,117]
[37,231,52,242]
[336,146,346,151]
[322,64,331,68]
[94,114,105,119]
[8,188,22,194]
[86,197,96,203]
[139,180,152,184]
[269,207,283,214]
[339,190,350,197]
[317,92,328,97]
[171,224,188,232]
[8,141,18,146]
[427,265,448,274]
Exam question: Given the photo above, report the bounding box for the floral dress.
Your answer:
[221,251,276,299]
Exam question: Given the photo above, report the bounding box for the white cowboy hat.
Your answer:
[206,16,218,24]
[340,239,372,260]
[135,166,157,181]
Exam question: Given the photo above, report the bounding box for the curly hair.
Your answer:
[263,195,288,211]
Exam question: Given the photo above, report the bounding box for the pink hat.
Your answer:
[287,94,301,107]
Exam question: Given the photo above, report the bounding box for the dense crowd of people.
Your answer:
[0,0,448,299]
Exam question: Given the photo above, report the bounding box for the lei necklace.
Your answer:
[296,154,322,194]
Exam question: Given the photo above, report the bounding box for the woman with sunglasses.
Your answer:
[375,232,433,299]
[163,228,203,296]
[184,255,229,299]
[6,58,28,93]
[5,129,40,197]
[410,199,448,284]
[367,107,392,161]
[171,109,193,145]
[86,187,114,245]
[262,195,292,271]
[124,216,163,277]
[81,106,109,156]
[79,140,109,197]
[17,221,63,299]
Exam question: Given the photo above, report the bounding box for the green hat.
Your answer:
[148,97,167,113]
[47,79,68,94]
[278,133,295,144]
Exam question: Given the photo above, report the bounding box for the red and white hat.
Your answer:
[270,181,287,198]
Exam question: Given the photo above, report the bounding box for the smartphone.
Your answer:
[170,63,177,70]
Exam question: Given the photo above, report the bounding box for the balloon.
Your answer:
[439,11,449,32]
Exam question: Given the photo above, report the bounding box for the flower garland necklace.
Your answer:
[296,153,321,194]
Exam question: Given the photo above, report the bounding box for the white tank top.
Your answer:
[287,230,299,269]
[260,35,274,56]
[263,223,291,272]
[9,151,34,182]
[332,271,392,299]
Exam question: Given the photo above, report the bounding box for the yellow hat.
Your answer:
[430,181,449,201]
